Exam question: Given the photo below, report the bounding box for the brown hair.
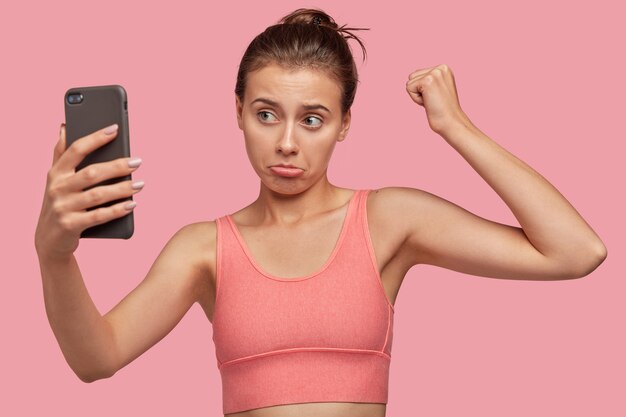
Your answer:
[235,8,369,115]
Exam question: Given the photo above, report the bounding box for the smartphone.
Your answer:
[64,84,134,239]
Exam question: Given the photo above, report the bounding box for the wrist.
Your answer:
[438,113,478,141]
[36,246,75,265]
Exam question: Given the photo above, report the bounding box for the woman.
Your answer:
[35,8,607,417]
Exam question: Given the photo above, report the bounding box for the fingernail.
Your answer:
[128,157,142,168]
[124,201,137,210]
[131,180,145,190]
[104,124,118,134]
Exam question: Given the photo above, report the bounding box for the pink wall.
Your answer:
[4,0,623,416]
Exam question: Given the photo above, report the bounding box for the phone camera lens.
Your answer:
[67,93,83,105]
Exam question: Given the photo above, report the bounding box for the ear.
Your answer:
[235,96,243,130]
[337,109,351,142]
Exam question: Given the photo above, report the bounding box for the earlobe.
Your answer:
[338,109,351,142]
[235,96,243,130]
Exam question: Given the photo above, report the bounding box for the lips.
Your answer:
[269,164,304,178]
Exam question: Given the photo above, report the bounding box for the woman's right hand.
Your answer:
[35,123,144,260]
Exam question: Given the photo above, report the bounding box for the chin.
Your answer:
[259,172,318,196]
[263,180,306,196]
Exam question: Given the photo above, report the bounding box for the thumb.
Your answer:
[406,77,425,106]
[52,123,66,165]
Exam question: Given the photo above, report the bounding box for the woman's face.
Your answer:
[236,63,351,195]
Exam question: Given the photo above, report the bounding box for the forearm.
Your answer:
[37,252,118,382]
[442,119,607,273]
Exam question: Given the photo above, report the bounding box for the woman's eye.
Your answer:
[303,116,322,128]
[257,111,277,122]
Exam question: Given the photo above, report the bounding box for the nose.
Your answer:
[276,123,299,155]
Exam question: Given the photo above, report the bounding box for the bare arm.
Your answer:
[383,64,607,279]
[35,124,214,382]
[37,223,213,382]
[38,252,117,382]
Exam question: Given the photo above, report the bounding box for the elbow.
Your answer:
[76,372,115,384]
[76,367,116,383]
[562,242,608,280]
[580,242,608,278]
[71,361,118,383]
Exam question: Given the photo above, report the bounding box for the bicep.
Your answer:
[103,222,214,372]
[386,187,569,280]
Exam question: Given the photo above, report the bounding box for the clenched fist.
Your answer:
[406,64,473,137]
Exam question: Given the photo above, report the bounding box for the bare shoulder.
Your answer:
[366,186,432,235]
[364,187,433,269]
[367,186,431,209]
[176,221,216,250]
[176,220,217,279]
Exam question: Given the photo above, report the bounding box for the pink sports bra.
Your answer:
[211,189,395,414]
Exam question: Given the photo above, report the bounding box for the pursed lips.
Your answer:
[269,164,304,177]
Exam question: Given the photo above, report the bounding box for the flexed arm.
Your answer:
[382,64,606,279]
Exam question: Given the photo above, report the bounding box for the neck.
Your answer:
[253,176,343,225]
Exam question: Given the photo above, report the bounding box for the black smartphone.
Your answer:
[64,84,134,239]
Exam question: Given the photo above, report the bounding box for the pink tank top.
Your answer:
[211,189,395,415]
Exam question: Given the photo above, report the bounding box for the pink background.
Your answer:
[2,0,623,415]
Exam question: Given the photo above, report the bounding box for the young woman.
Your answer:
[35,8,607,417]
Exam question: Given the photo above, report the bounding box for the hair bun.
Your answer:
[279,8,339,30]
[278,8,368,62]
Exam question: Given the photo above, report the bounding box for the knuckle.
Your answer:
[46,172,63,191]
[47,183,61,199]
[117,203,129,216]
[46,169,57,184]
[120,158,131,171]
[58,216,74,233]
[438,63,449,72]
[83,166,99,181]
[88,187,104,204]
[124,179,135,192]
[69,141,88,157]
[51,200,65,216]
[90,208,106,224]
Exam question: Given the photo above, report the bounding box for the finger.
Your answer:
[409,64,455,83]
[56,124,119,173]
[63,156,141,194]
[406,76,429,106]
[428,66,461,104]
[407,90,424,106]
[52,123,66,166]
[406,81,424,106]
[406,76,427,95]
[407,70,450,94]
[66,198,137,233]
[408,66,435,80]
[63,178,144,212]
[432,64,459,99]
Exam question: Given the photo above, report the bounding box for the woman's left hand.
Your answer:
[406,64,473,137]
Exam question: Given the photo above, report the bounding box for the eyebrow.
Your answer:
[250,97,332,114]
